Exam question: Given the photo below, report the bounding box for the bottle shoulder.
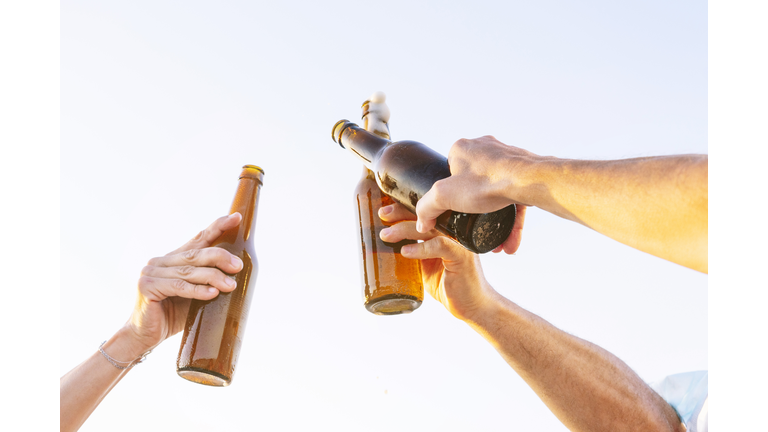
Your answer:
[379,140,443,159]
[375,140,448,173]
[382,140,425,150]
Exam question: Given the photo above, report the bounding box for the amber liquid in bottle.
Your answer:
[356,167,424,314]
[176,165,264,387]
[355,94,424,315]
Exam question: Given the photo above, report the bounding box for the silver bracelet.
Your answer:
[99,341,152,370]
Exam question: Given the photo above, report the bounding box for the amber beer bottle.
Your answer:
[176,165,264,386]
[332,120,516,254]
[355,93,424,314]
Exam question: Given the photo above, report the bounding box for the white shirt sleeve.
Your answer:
[649,370,708,432]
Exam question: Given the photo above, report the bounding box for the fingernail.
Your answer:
[231,256,243,269]
[379,206,392,216]
[208,287,217,294]
[380,227,391,238]
[226,277,236,288]
[416,221,424,232]
[401,245,414,256]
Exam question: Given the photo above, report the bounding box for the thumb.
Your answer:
[415,176,461,233]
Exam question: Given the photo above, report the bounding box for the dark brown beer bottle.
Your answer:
[176,165,264,386]
[355,93,424,315]
[332,120,516,254]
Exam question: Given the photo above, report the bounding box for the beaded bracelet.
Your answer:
[99,341,152,370]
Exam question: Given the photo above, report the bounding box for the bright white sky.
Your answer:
[60,1,707,431]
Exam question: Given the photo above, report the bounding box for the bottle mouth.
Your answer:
[332,119,354,148]
[240,165,265,182]
[242,165,265,174]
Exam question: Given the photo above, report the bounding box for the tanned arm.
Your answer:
[414,136,707,273]
[380,203,685,432]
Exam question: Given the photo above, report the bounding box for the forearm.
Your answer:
[465,292,684,432]
[60,327,147,432]
[515,154,708,272]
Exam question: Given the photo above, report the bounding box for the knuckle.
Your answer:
[453,138,470,149]
[182,248,200,262]
[450,138,472,156]
[172,278,189,292]
[192,229,205,242]
[177,265,195,276]
[202,268,219,285]
[430,181,450,205]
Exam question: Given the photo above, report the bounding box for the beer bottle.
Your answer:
[355,92,424,315]
[176,165,264,386]
[332,118,517,254]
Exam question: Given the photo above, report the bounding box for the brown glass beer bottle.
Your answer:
[176,165,264,386]
[332,118,517,254]
[355,92,424,315]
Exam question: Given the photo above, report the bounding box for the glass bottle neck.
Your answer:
[361,106,390,177]
[219,170,263,246]
[340,123,391,168]
[362,112,391,140]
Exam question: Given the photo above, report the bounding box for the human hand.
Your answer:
[415,136,535,254]
[379,203,498,322]
[123,213,245,355]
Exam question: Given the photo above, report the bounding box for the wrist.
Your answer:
[106,326,154,362]
[459,290,522,339]
[455,283,505,325]
[505,153,562,210]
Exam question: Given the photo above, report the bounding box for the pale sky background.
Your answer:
[60,1,707,431]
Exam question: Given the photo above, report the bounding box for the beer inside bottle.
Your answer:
[176,165,264,387]
[332,120,516,254]
[356,167,424,314]
[354,93,424,314]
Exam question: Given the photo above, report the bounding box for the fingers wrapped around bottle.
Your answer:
[379,203,470,262]
[381,200,527,256]
[379,203,494,321]
[167,212,243,256]
[139,246,243,302]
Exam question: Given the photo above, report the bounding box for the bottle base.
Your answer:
[177,367,232,387]
[365,294,422,315]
